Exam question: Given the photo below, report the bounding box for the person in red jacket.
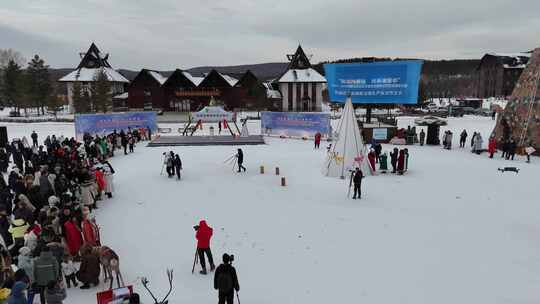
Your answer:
[368,150,377,173]
[95,167,106,198]
[314,132,322,149]
[195,220,215,275]
[64,217,83,257]
[81,207,100,246]
[488,136,497,159]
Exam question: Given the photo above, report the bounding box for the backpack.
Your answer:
[217,271,234,293]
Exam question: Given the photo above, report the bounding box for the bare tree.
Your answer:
[0,49,25,69]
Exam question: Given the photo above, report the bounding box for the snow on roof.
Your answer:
[113,92,128,99]
[219,73,238,86]
[182,71,204,86]
[262,82,282,99]
[148,70,167,85]
[488,52,531,58]
[59,67,129,83]
[503,64,527,69]
[278,68,326,83]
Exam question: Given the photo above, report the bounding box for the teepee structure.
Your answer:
[492,48,540,153]
[322,97,370,178]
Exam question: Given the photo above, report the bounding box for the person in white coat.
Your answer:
[474,133,483,154]
[101,161,115,198]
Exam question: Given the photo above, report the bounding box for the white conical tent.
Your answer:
[322,97,370,178]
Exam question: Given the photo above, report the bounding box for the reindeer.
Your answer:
[95,246,125,289]
[142,269,174,304]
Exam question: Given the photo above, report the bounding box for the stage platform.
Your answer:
[147,135,265,147]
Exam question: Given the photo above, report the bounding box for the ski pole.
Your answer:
[224,154,235,163]
[236,290,241,304]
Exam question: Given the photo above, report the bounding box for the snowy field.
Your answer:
[3,116,540,304]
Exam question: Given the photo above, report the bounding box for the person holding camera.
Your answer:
[214,253,240,304]
[195,220,215,274]
[236,149,246,173]
[352,167,364,200]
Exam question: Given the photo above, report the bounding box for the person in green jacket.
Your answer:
[379,152,388,173]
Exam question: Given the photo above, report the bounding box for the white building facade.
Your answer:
[277,46,326,112]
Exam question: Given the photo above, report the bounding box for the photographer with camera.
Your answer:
[214,253,240,304]
[352,167,364,200]
[236,149,246,173]
[194,220,215,275]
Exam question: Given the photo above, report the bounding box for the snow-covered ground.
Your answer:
[3,116,539,304]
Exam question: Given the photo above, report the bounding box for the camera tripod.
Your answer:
[224,154,238,172]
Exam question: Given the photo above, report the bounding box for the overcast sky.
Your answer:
[1,0,539,70]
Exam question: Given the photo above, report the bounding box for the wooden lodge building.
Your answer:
[126,68,282,113]
[59,43,327,114]
[476,52,531,99]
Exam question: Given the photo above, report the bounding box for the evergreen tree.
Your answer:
[26,55,51,115]
[90,68,112,113]
[71,81,88,113]
[3,60,23,113]
[47,85,65,119]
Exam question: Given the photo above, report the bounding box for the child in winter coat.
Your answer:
[17,247,34,284]
[61,256,78,288]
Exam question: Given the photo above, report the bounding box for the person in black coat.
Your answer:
[0,149,8,173]
[236,149,246,173]
[507,138,517,160]
[120,131,128,155]
[31,131,38,147]
[390,148,398,173]
[174,154,182,180]
[214,254,240,304]
[0,205,13,248]
[352,167,364,199]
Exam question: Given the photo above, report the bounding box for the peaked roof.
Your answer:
[132,69,167,86]
[59,42,128,83]
[198,69,237,88]
[234,70,260,88]
[77,43,111,69]
[322,97,370,178]
[162,69,198,88]
[287,45,312,70]
[59,67,129,83]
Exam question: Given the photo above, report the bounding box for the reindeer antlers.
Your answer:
[141,269,174,304]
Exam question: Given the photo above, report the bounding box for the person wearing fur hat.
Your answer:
[17,247,34,284]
